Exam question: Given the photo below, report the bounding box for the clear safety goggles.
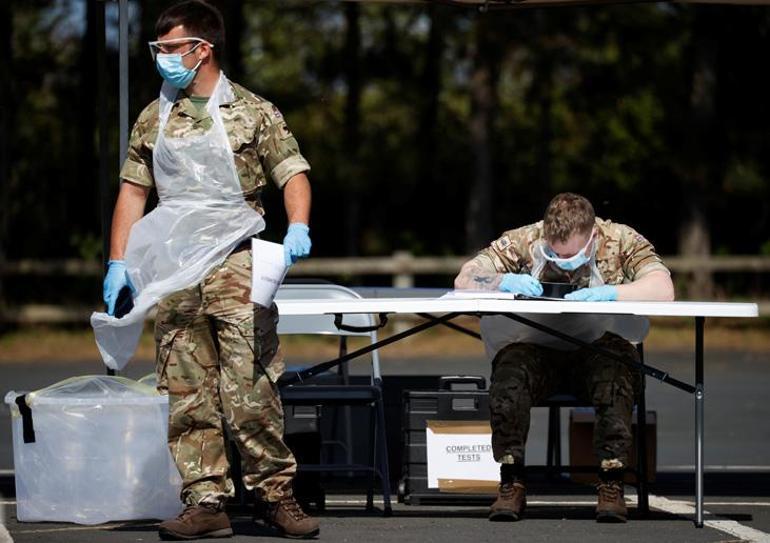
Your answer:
[147,37,212,60]
[540,229,596,265]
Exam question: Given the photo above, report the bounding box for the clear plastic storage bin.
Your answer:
[5,375,182,524]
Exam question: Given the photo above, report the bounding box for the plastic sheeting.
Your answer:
[481,237,649,358]
[4,375,182,524]
[91,71,265,370]
[480,312,649,359]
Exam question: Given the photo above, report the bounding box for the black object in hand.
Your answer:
[113,285,134,318]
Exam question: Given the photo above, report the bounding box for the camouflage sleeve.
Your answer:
[256,103,311,189]
[619,226,670,281]
[454,232,528,290]
[119,105,155,188]
[477,231,528,274]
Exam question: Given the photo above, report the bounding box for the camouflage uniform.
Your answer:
[120,80,310,507]
[471,218,669,467]
[120,80,310,216]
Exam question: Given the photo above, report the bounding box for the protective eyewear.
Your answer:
[540,230,596,265]
[147,37,212,60]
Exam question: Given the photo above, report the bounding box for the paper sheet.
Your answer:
[441,290,575,302]
[250,238,288,307]
[439,290,517,300]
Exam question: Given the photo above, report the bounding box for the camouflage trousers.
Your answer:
[489,332,640,467]
[155,248,296,507]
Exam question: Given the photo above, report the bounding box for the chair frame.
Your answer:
[274,283,392,516]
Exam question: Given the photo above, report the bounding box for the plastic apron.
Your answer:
[91,72,266,370]
[480,238,649,360]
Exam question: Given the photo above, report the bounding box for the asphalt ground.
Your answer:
[3,492,770,543]
[1,348,769,542]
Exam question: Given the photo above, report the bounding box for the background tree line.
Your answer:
[1,0,769,306]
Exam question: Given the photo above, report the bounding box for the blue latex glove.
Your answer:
[283,223,311,266]
[103,260,134,316]
[565,285,618,301]
[499,273,543,297]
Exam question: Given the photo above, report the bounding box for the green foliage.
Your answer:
[2,0,770,265]
[69,231,101,262]
[761,241,770,257]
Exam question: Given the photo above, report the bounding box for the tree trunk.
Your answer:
[465,15,500,253]
[78,0,99,237]
[533,14,553,193]
[415,5,446,245]
[224,0,244,81]
[0,0,13,311]
[678,8,722,299]
[343,3,362,256]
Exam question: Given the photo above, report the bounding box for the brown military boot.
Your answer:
[158,504,233,540]
[596,480,628,523]
[265,496,320,539]
[489,481,526,521]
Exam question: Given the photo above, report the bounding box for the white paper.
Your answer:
[250,238,289,307]
[425,422,499,488]
[440,290,517,300]
[441,290,574,302]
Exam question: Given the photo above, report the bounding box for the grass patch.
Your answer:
[1,316,768,363]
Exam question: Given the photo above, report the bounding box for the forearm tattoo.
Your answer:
[473,275,494,285]
[454,262,502,291]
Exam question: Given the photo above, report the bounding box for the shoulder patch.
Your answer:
[494,236,512,251]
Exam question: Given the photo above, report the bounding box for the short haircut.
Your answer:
[542,193,595,242]
[155,0,225,62]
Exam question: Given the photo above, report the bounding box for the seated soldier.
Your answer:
[454,192,674,523]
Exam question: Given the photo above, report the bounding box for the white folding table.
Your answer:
[275,294,758,526]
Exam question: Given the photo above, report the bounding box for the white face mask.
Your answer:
[540,231,595,271]
[148,38,211,89]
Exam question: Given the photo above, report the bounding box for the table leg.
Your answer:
[695,316,705,528]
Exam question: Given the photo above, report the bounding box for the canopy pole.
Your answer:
[97,0,109,272]
[119,0,129,167]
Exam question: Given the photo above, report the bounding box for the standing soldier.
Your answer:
[99,0,318,539]
[454,192,674,524]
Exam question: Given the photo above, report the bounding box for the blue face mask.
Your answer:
[540,232,595,272]
[155,52,203,89]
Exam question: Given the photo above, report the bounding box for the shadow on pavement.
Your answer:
[650,471,770,497]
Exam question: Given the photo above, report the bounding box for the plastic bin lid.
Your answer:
[5,375,167,407]
[137,373,158,388]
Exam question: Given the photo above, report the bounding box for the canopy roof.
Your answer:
[338,0,770,6]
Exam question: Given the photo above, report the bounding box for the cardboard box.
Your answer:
[425,420,498,493]
[568,408,656,484]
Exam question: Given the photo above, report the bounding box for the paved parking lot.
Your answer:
[2,348,769,542]
[3,488,770,543]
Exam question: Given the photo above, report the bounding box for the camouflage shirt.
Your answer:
[474,218,669,288]
[119,80,310,216]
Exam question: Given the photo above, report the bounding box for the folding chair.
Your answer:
[275,283,392,516]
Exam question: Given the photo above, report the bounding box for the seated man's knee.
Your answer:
[490,344,547,412]
[492,343,545,376]
[593,333,640,361]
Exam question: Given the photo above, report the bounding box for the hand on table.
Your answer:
[499,273,543,297]
[564,285,618,301]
